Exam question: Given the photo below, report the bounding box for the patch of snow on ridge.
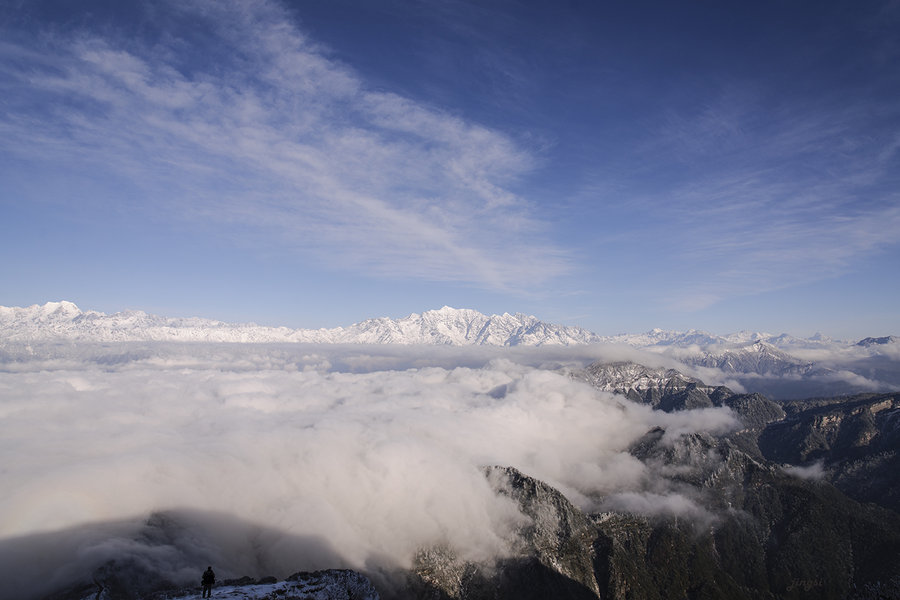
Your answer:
[138,570,379,600]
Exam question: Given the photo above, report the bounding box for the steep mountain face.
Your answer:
[409,466,600,600]
[759,392,900,512]
[407,456,900,600]
[574,361,785,430]
[681,341,819,377]
[593,468,900,600]
[576,361,731,411]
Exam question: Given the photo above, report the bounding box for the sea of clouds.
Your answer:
[0,342,741,598]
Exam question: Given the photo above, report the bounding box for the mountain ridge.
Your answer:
[0,301,604,346]
[3,301,892,349]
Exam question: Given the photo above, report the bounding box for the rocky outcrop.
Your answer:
[408,466,601,600]
[576,361,725,411]
[487,466,600,595]
[575,361,785,436]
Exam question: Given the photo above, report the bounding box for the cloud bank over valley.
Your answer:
[0,342,740,599]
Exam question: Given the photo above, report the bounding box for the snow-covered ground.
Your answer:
[136,570,379,600]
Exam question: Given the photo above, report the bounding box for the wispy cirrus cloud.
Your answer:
[634,83,900,310]
[0,0,566,290]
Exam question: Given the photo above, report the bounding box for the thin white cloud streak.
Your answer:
[782,461,827,481]
[792,342,900,364]
[0,0,566,290]
[600,491,716,526]
[0,342,738,597]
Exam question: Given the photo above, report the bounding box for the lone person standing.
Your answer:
[201,566,216,598]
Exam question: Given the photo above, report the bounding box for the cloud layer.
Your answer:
[0,342,737,597]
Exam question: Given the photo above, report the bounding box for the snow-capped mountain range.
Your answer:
[6,301,896,399]
[0,301,893,352]
[0,301,606,345]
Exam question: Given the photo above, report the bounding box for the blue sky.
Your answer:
[1,0,899,338]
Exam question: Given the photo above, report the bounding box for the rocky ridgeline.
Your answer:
[411,466,600,600]
[576,361,786,428]
[576,361,726,409]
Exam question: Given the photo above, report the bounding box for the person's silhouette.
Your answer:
[201,566,216,598]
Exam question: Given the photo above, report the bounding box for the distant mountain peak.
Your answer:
[44,300,79,312]
[857,335,899,347]
[434,305,464,313]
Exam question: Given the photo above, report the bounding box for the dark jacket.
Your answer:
[202,568,216,585]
